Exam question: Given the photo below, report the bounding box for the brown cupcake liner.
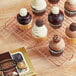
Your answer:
[64,9,76,17]
[49,23,62,29]
[49,47,64,56]
[31,7,46,16]
[48,0,60,4]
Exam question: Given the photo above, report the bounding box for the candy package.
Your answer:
[0,47,36,76]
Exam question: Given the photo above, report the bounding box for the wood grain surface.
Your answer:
[0,0,76,76]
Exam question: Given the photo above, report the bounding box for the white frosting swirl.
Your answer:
[19,8,27,16]
[68,0,76,5]
[31,0,47,10]
[32,24,48,38]
[52,6,59,14]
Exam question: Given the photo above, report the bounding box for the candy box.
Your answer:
[0,47,36,76]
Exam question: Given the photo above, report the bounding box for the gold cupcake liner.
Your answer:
[18,20,32,30]
[66,36,76,44]
[32,35,47,42]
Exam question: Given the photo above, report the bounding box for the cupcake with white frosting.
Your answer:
[17,8,32,30]
[32,19,48,41]
[31,0,47,15]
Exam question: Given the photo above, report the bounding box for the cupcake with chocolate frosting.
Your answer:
[49,35,65,56]
[31,0,47,15]
[64,0,76,17]
[32,19,48,41]
[17,8,32,30]
[48,6,64,29]
[48,0,60,4]
[66,23,76,44]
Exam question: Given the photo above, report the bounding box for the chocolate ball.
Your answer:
[70,23,76,31]
[36,19,44,27]
[53,35,61,43]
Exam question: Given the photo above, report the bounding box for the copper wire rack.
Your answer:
[0,0,76,66]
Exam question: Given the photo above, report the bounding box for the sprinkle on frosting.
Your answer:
[51,6,59,14]
[19,8,27,16]
[36,19,44,27]
[69,23,76,31]
[68,0,76,5]
[53,35,61,43]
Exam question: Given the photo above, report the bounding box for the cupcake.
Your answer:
[64,0,76,17]
[32,19,48,41]
[48,6,64,29]
[17,8,32,30]
[66,23,76,44]
[49,35,65,56]
[48,0,60,4]
[31,0,47,15]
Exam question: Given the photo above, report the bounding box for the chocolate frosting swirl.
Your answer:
[69,23,76,31]
[53,35,61,43]
[17,12,32,25]
[48,11,64,25]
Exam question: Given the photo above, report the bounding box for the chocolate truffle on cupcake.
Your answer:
[48,0,60,4]
[66,23,76,44]
[64,0,76,17]
[32,19,48,41]
[17,8,32,30]
[48,6,64,29]
[49,35,65,56]
[31,0,47,15]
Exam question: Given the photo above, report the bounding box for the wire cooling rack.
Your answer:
[28,45,74,66]
[0,0,76,66]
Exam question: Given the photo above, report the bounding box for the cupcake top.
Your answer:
[32,19,47,38]
[70,23,76,31]
[17,8,32,25]
[51,6,59,14]
[68,0,76,5]
[48,6,64,25]
[66,23,76,38]
[53,35,61,43]
[31,0,47,10]
[49,35,65,51]
[65,0,76,11]
[19,8,27,17]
